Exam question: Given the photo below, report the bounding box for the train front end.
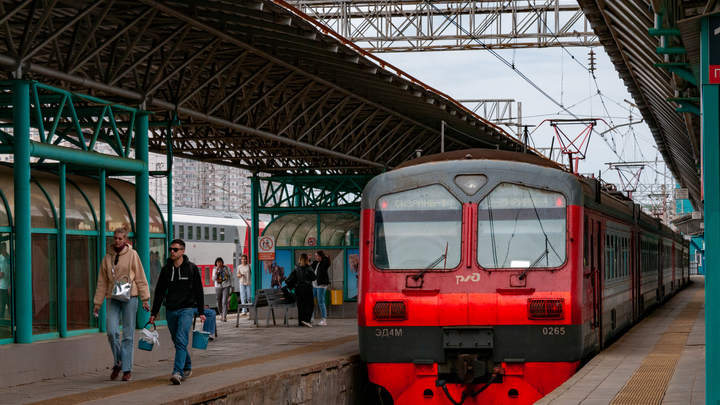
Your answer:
[358,152,586,405]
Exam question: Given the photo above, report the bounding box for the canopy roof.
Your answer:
[263,212,359,247]
[0,0,530,175]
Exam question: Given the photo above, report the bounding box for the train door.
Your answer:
[595,221,605,349]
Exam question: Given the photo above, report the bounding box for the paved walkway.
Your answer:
[0,315,359,405]
[538,276,705,405]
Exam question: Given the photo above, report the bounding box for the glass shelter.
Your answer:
[260,212,360,304]
[0,165,166,344]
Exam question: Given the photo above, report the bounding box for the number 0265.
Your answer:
[542,327,565,335]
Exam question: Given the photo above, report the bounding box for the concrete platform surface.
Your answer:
[537,276,705,405]
[0,315,359,405]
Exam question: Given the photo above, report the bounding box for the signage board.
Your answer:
[675,188,689,200]
[307,237,316,246]
[258,236,275,261]
[692,211,702,220]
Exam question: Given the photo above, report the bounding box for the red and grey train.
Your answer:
[358,150,689,405]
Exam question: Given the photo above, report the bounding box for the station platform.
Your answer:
[0,316,361,405]
[0,278,706,405]
[539,276,706,405]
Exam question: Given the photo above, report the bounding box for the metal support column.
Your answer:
[166,119,174,243]
[13,81,32,343]
[58,163,67,337]
[98,169,107,332]
[251,175,260,297]
[135,112,150,327]
[701,16,720,405]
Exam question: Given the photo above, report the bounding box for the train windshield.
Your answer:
[477,183,566,269]
[374,185,462,270]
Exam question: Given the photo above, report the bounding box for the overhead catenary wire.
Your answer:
[422,0,577,119]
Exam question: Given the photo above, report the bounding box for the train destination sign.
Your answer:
[258,236,275,261]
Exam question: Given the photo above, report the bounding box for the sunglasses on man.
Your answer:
[169,247,184,253]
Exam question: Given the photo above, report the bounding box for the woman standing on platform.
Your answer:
[236,255,251,316]
[311,251,331,326]
[287,253,316,327]
[212,257,232,322]
[93,227,150,382]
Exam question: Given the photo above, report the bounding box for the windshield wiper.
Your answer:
[518,248,549,280]
[413,242,449,280]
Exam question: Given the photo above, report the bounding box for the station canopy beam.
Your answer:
[0,0,531,177]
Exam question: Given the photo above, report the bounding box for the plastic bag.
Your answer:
[140,325,160,347]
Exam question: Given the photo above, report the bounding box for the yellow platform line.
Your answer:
[28,334,357,405]
[610,287,704,405]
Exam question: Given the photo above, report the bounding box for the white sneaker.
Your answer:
[181,370,192,381]
[319,319,327,326]
[310,317,315,324]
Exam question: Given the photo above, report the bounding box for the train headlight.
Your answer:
[454,175,487,196]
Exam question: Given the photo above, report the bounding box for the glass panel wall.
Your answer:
[30,183,56,228]
[32,234,58,335]
[67,235,98,330]
[149,200,165,234]
[149,238,166,321]
[320,213,359,247]
[0,166,15,218]
[0,196,7,227]
[0,233,11,339]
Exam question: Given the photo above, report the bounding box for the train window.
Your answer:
[220,227,225,241]
[477,183,566,269]
[197,226,201,241]
[204,266,211,285]
[188,226,193,240]
[213,227,217,241]
[179,225,184,239]
[205,226,210,241]
[373,184,462,270]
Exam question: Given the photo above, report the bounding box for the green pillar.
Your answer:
[135,111,150,327]
[166,120,174,243]
[251,175,260,296]
[701,16,720,405]
[98,169,106,332]
[13,81,32,343]
[58,163,67,337]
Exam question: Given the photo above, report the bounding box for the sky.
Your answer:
[377,46,673,201]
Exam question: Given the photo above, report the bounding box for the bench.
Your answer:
[236,288,296,327]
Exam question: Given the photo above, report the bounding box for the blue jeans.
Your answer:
[314,287,327,319]
[192,307,216,334]
[106,297,138,372]
[166,308,194,375]
[239,285,251,313]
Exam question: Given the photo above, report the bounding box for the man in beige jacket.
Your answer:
[93,227,150,381]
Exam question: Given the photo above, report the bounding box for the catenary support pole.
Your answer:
[135,111,150,328]
[13,80,32,343]
[58,162,67,337]
[701,16,719,405]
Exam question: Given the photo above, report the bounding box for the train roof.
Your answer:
[396,149,564,171]
[158,205,268,227]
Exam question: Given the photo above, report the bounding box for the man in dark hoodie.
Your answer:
[149,239,205,385]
